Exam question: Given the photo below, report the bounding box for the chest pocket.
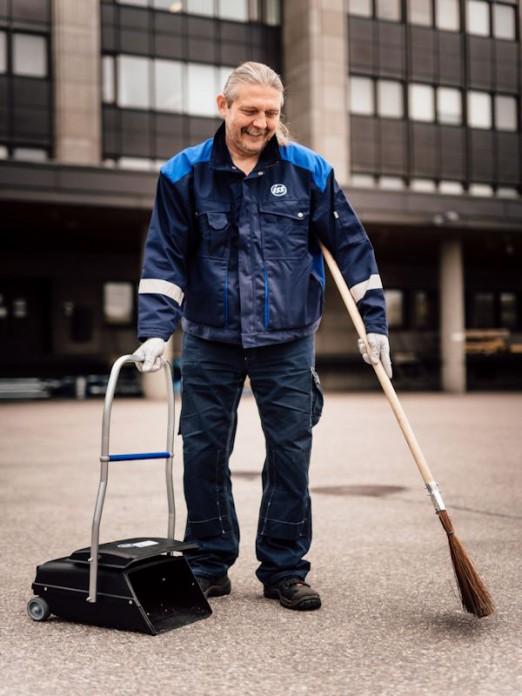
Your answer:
[196,206,232,259]
[259,200,310,259]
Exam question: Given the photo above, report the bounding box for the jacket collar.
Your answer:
[211,121,281,172]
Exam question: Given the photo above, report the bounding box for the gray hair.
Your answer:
[222,61,290,145]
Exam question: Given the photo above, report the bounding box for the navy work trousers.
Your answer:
[179,332,323,586]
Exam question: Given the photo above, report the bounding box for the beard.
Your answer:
[235,128,269,155]
[243,127,267,137]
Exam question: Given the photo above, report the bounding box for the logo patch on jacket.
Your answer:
[271,184,287,197]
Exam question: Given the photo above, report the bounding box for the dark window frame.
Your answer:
[102,280,137,328]
[347,0,521,192]
[0,24,53,156]
[100,3,281,161]
[466,289,522,330]
[106,0,281,26]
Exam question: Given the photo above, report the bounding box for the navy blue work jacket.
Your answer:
[138,123,387,347]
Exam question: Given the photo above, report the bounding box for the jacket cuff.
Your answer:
[137,327,174,342]
[363,323,388,336]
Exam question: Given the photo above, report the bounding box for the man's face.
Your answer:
[217,84,282,159]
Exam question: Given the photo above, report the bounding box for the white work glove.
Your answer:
[133,337,165,373]
[358,333,393,379]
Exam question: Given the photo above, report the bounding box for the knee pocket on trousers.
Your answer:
[186,516,230,539]
[258,518,307,540]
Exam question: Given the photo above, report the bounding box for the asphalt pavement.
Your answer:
[0,391,521,695]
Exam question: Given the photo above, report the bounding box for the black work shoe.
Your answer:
[264,577,321,611]
[195,574,231,598]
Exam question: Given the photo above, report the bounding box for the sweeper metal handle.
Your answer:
[87,354,176,603]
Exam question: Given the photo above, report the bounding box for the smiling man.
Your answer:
[134,62,391,611]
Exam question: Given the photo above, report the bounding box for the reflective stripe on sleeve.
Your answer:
[349,274,383,303]
[138,279,184,305]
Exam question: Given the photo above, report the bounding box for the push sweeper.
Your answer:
[27,355,211,634]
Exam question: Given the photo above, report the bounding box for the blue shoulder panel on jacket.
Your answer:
[161,138,213,184]
[280,142,332,192]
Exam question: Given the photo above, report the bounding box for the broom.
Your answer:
[320,243,494,618]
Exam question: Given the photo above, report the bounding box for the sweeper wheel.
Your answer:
[27,596,50,622]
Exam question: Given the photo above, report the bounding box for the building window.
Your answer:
[500,292,518,329]
[466,0,490,36]
[0,31,6,73]
[493,3,516,40]
[152,0,183,9]
[0,144,7,158]
[471,292,495,328]
[114,56,235,115]
[412,291,434,329]
[116,0,278,22]
[410,178,436,192]
[437,87,462,125]
[218,0,248,21]
[469,183,494,197]
[13,298,28,319]
[349,76,374,115]
[185,0,213,14]
[497,187,519,199]
[220,66,232,91]
[13,33,47,77]
[351,173,376,187]
[435,0,460,31]
[376,0,401,21]
[102,55,115,104]
[186,63,217,116]
[118,156,157,170]
[70,305,94,343]
[264,0,281,25]
[379,176,405,189]
[468,91,492,129]
[408,0,432,26]
[104,282,134,325]
[384,290,404,328]
[409,83,435,122]
[377,79,403,118]
[439,180,463,194]
[12,147,48,161]
[154,59,184,112]
[349,0,372,17]
[117,55,150,109]
[494,95,517,131]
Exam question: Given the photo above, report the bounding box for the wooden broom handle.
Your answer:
[320,243,435,486]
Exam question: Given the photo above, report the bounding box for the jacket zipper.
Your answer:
[263,268,269,329]
[224,268,229,327]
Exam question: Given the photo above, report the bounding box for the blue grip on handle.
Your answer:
[108,451,172,461]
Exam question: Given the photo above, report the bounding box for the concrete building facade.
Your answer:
[1,0,521,395]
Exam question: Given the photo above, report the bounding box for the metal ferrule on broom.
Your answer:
[426,481,446,512]
[320,242,494,618]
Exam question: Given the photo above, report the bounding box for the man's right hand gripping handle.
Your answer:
[133,337,166,372]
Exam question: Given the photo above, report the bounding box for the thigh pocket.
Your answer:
[311,367,324,427]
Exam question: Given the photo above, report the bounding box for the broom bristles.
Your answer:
[437,509,494,618]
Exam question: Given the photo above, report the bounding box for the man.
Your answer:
[134,62,391,611]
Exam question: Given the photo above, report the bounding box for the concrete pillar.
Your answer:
[283,0,349,185]
[439,239,466,393]
[52,0,101,164]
